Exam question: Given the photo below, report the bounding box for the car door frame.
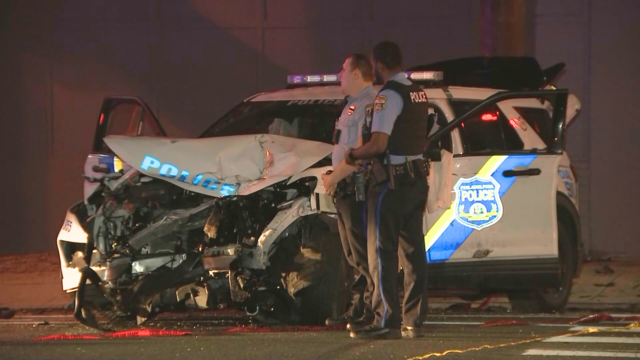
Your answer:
[92,96,166,153]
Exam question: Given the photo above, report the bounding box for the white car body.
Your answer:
[57,63,583,313]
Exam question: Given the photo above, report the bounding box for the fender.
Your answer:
[239,197,317,270]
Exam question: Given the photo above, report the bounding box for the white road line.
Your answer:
[570,326,640,332]
[524,349,640,358]
[430,313,640,319]
[543,336,640,344]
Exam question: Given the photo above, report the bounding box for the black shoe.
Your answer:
[401,326,424,339]
[350,324,401,340]
[346,316,373,331]
[325,314,354,326]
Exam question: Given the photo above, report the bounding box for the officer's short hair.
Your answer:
[372,41,402,70]
[347,54,374,82]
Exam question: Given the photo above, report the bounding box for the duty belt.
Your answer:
[389,159,429,177]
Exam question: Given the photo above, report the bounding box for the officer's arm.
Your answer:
[348,90,400,162]
[325,135,363,187]
[349,132,388,159]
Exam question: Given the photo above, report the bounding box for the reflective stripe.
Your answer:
[424,156,507,251]
[375,183,390,327]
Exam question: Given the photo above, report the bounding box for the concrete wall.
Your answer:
[535,0,640,259]
[0,0,480,254]
[1,0,638,259]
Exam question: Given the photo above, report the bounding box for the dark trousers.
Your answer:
[335,194,374,319]
[367,175,428,329]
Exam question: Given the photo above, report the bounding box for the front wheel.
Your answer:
[293,220,350,325]
[507,221,575,312]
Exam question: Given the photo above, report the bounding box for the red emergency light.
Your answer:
[481,113,498,121]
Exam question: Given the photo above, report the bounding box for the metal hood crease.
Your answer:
[104,134,333,197]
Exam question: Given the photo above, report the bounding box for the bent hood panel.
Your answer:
[104,134,333,197]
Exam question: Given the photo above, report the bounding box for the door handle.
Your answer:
[502,168,541,177]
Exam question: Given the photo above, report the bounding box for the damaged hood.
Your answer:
[104,134,333,197]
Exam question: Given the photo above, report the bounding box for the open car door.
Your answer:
[84,97,166,202]
[423,89,570,289]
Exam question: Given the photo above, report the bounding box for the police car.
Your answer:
[217,57,583,312]
[57,57,582,320]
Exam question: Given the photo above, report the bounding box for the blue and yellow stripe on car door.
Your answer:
[425,154,538,263]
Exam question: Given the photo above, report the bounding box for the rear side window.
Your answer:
[513,107,553,146]
[426,105,453,153]
[450,100,523,154]
[106,103,142,136]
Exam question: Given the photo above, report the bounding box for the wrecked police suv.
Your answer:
[56,57,584,330]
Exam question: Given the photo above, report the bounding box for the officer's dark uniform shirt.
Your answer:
[332,85,377,168]
[371,72,427,164]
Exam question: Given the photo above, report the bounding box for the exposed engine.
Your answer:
[68,170,346,331]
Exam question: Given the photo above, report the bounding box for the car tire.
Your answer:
[507,221,575,313]
[296,226,350,325]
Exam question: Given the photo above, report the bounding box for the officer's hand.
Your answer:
[321,173,336,195]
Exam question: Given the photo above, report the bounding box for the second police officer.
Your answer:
[345,41,430,340]
[322,54,377,330]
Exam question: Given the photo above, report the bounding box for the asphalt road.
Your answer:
[1,311,638,360]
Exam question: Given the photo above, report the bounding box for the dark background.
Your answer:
[1,0,638,259]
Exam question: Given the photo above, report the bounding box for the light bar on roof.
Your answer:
[287,70,443,85]
[406,70,444,81]
[287,74,340,85]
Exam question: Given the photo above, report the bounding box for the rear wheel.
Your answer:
[507,221,575,312]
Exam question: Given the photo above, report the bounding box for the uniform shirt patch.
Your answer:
[364,104,373,117]
[374,96,387,112]
[409,91,427,103]
[347,104,356,115]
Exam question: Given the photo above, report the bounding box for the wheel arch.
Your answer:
[556,192,583,277]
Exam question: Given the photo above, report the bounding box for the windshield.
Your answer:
[200,100,345,144]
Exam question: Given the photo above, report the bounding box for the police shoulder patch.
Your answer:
[374,96,387,112]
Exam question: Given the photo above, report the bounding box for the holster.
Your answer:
[370,158,389,185]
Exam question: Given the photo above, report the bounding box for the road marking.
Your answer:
[570,326,640,332]
[427,313,640,319]
[543,336,640,344]
[523,349,640,358]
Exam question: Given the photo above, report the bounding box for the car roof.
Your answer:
[249,85,502,102]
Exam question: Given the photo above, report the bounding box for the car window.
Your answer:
[450,100,523,154]
[513,106,553,147]
[200,100,345,144]
[426,104,452,153]
[106,103,142,136]
[140,110,163,136]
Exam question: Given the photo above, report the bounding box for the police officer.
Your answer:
[322,54,377,329]
[345,41,429,339]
